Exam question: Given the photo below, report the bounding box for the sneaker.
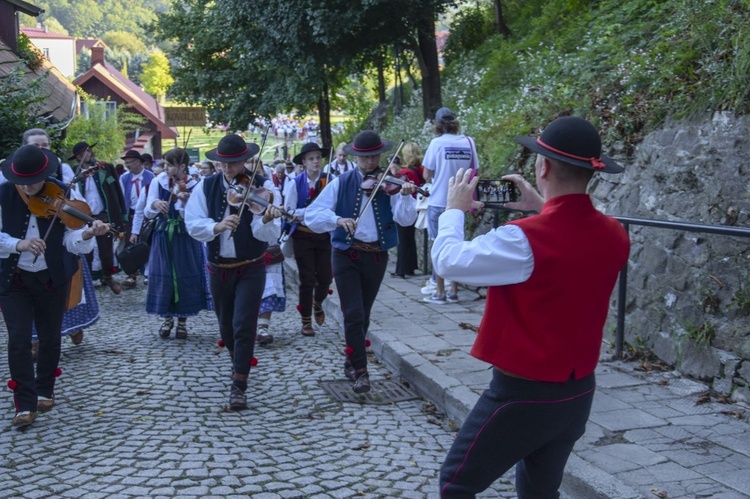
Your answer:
[421,280,437,295]
[37,397,54,412]
[423,294,447,305]
[446,293,459,303]
[12,411,37,427]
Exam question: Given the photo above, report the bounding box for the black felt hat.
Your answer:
[342,130,393,157]
[68,141,96,160]
[204,134,260,162]
[292,142,330,165]
[515,116,623,174]
[140,153,154,164]
[120,150,142,161]
[2,145,60,185]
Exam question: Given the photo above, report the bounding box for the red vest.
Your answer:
[471,194,630,382]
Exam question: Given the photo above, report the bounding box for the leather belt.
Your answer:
[209,253,266,269]
[349,240,383,252]
[295,225,316,234]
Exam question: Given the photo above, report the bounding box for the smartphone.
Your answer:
[475,179,518,209]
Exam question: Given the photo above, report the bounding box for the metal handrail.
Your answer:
[613,216,750,358]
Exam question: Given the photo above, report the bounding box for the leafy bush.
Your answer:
[443,4,495,66]
[0,68,46,159]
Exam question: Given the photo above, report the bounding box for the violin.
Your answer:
[360,170,430,197]
[27,182,124,238]
[171,177,188,202]
[227,173,295,219]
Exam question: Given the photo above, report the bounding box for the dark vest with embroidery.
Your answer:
[0,180,78,290]
[330,169,398,251]
[203,173,268,262]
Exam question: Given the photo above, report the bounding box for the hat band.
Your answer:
[537,138,605,170]
[353,142,383,152]
[11,155,49,177]
[217,146,249,158]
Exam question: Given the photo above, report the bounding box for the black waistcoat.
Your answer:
[203,173,268,263]
[0,180,78,290]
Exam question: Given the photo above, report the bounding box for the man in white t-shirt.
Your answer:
[422,107,480,304]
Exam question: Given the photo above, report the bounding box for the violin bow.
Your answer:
[347,139,405,241]
[230,125,270,238]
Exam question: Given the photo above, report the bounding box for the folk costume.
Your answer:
[70,141,128,294]
[143,170,211,338]
[305,131,417,394]
[435,117,630,497]
[392,161,425,277]
[119,150,155,288]
[0,146,99,427]
[283,143,334,336]
[184,134,281,410]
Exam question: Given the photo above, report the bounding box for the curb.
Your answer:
[284,259,643,499]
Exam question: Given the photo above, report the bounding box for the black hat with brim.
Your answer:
[3,145,60,185]
[68,141,96,160]
[205,134,260,163]
[292,142,330,165]
[121,150,142,161]
[343,130,393,157]
[140,153,154,164]
[515,116,623,174]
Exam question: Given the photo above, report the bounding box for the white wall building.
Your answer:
[21,25,76,78]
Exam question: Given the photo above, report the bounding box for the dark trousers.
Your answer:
[292,230,332,317]
[0,270,67,412]
[395,223,418,276]
[440,370,595,498]
[208,262,265,376]
[85,212,115,278]
[332,248,388,370]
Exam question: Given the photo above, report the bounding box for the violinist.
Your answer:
[184,134,282,411]
[69,141,128,295]
[305,130,417,394]
[283,142,335,337]
[0,145,110,427]
[143,147,211,341]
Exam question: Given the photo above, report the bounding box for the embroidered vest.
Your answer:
[0,180,78,290]
[330,169,398,251]
[202,173,267,263]
[471,194,630,382]
[121,170,154,212]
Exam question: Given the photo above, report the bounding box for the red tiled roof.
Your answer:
[21,26,74,40]
[76,38,107,55]
[73,61,178,139]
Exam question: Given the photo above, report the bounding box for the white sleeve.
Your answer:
[143,177,161,219]
[0,204,21,258]
[390,191,418,227]
[184,179,218,243]
[131,188,148,235]
[431,209,534,287]
[304,177,340,233]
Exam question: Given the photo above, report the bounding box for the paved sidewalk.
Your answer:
[287,259,750,498]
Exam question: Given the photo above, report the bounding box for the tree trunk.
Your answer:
[414,5,442,120]
[318,82,332,149]
[376,53,386,103]
[494,0,512,39]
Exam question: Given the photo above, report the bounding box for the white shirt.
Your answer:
[282,170,324,222]
[143,172,199,219]
[130,185,149,236]
[432,209,534,287]
[184,176,281,259]
[121,172,145,209]
[304,169,417,242]
[82,174,105,215]
[0,187,96,270]
[423,134,480,208]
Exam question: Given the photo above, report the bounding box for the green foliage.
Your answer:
[17,34,45,72]
[102,31,148,56]
[140,50,174,101]
[684,321,716,348]
[0,68,47,159]
[64,94,146,163]
[443,3,495,66]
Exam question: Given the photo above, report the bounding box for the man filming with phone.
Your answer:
[433,116,630,497]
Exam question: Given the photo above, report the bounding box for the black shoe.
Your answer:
[175,322,188,339]
[390,272,405,278]
[229,386,247,410]
[353,370,370,394]
[256,333,274,346]
[344,364,357,382]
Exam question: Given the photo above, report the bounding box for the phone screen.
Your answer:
[475,179,517,209]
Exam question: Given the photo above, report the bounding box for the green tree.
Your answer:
[64,94,146,163]
[140,50,174,103]
[102,30,148,56]
[0,68,47,159]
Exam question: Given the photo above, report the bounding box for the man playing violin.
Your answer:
[69,141,128,295]
[184,134,282,411]
[0,145,111,427]
[283,142,335,337]
[305,130,417,394]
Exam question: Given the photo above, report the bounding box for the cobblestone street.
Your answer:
[0,276,514,498]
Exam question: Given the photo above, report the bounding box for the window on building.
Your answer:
[42,48,50,59]
[81,101,118,120]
